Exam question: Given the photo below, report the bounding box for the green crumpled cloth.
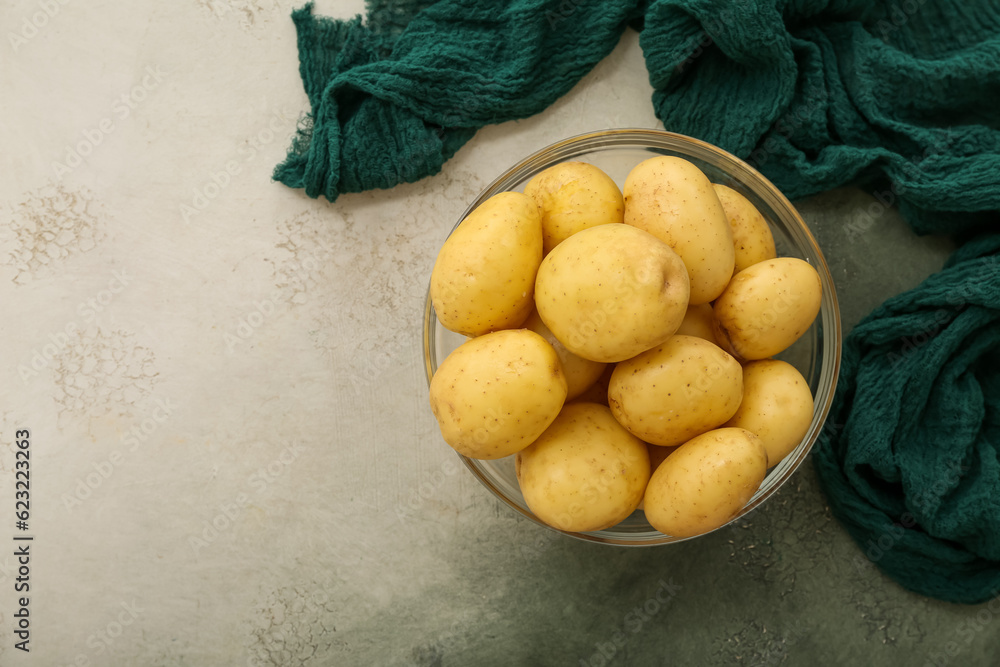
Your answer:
[274,0,1000,603]
[812,234,1000,604]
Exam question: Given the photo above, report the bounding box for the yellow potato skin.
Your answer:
[624,156,735,305]
[522,309,606,400]
[516,403,650,532]
[609,335,743,447]
[523,161,625,255]
[713,258,823,361]
[636,443,677,510]
[724,360,814,466]
[429,329,567,460]
[430,192,542,337]
[712,184,777,274]
[643,427,767,538]
[568,363,615,406]
[675,303,720,346]
[534,224,690,363]
[647,443,678,472]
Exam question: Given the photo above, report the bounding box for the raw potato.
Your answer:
[569,363,615,406]
[534,224,690,363]
[643,427,767,538]
[624,156,735,304]
[713,184,777,274]
[725,360,814,466]
[522,309,606,400]
[516,403,650,532]
[636,443,677,510]
[524,161,625,254]
[426,152,825,539]
[647,443,678,472]
[675,303,720,346]
[609,335,743,447]
[713,258,823,361]
[430,192,542,337]
[429,329,567,460]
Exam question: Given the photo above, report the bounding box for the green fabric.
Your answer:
[813,234,1000,604]
[273,0,1000,603]
[274,0,639,198]
[274,0,1000,219]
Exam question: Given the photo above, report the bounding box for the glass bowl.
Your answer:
[423,129,841,546]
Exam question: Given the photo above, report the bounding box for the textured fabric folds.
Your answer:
[813,233,1000,604]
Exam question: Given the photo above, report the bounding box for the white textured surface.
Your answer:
[0,2,660,663]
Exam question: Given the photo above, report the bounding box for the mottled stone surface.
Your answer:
[0,1,994,665]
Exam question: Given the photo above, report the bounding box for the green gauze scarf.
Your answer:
[813,234,1000,605]
[273,0,1000,603]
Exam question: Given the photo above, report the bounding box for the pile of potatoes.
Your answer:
[428,156,822,538]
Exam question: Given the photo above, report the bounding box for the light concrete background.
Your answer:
[0,1,994,665]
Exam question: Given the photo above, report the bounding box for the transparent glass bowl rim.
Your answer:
[423,128,842,546]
